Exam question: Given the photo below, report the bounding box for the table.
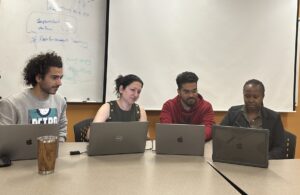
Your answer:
[205,140,300,195]
[0,142,238,195]
[208,159,300,195]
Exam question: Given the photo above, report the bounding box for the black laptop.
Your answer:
[212,125,269,168]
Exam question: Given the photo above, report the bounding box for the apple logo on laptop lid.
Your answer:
[26,139,33,145]
[177,136,183,143]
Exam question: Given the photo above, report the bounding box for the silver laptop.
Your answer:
[87,121,148,156]
[212,125,269,168]
[0,124,59,160]
[155,123,205,156]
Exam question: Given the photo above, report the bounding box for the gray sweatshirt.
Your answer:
[0,88,67,141]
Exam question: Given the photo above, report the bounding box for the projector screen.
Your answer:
[106,0,298,111]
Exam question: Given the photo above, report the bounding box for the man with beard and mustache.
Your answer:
[0,52,67,142]
[220,79,285,159]
[160,71,215,141]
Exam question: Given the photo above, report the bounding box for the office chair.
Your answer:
[284,130,297,159]
[73,118,93,142]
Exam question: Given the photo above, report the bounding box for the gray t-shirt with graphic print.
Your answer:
[0,88,67,140]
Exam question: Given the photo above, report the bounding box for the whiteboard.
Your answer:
[107,0,298,111]
[0,0,107,102]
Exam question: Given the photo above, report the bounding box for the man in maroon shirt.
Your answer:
[160,71,215,140]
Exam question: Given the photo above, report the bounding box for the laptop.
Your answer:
[87,121,148,156]
[0,124,59,160]
[155,123,205,156]
[212,125,269,168]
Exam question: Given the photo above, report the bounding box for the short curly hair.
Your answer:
[176,71,199,89]
[23,51,63,86]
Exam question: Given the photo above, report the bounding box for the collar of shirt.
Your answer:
[241,105,263,128]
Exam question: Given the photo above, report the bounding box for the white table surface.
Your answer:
[2,141,298,195]
[0,142,238,195]
[206,139,300,195]
[208,158,300,195]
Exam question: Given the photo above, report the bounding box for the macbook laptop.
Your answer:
[155,123,205,156]
[87,121,148,156]
[0,124,59,160]
[212,125,269,168]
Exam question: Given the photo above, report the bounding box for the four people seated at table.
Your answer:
[0,52,287,159]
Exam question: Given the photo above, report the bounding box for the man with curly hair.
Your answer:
[0,51,67,142]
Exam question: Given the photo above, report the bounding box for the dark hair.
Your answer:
[114,74,144,97]
[243,79,265,96]
[176,71,199,89]
[23,51,63,86]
